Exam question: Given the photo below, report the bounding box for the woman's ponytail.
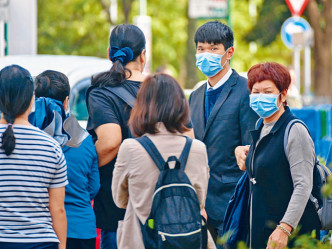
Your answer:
[91,24,146,87]
[92,46,134,87]
[109,60,131,84]
[1,114,16,156]
[0,65,34,156]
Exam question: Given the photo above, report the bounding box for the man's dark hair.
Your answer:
[194,21,234,49]
[35,70,70,102]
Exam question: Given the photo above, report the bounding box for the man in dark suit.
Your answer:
[189,21,258,245]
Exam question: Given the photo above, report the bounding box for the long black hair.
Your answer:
[92,24,146,87]
[35,70,70,102]
[0,65,34,155]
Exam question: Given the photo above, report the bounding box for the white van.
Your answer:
[0,55,111,128]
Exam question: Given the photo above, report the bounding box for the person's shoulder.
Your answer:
[119,138,142,150]
[230,70,250,97]
[87,86,112,103]
[289,122,311,137]
[190,82,207,99]
[25,126,63,155]
[232,70,248,87]
[190,138,207,152]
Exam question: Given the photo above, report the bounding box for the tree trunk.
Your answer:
[307,0,332,98]
[312,39,331,96]
[122,0,133,24]
[184,18,198,89]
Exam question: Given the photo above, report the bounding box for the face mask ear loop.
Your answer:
[277,93,283,108]
[221,48,229,68]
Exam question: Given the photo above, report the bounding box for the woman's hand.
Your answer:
[234,145,250,171]
[201,208,208,220]
[267,223,291,249]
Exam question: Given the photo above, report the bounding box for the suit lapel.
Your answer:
[203,71,239,139]
[191,84,206,141]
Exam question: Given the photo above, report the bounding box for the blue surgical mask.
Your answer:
[195,50,228,77]
[249,93,282,119]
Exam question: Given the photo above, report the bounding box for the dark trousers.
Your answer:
[67,238,96,249]
[207,223,225,249]
[0,242,58,249]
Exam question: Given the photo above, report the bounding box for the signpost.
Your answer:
[188,0,228,19]
[0,0,9,57]
[285,0,309,16]
[281,17,311,49]
[281,0,312,97]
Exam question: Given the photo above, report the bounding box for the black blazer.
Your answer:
[189,70,258,228]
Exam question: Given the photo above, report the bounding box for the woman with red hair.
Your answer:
[235,62,320,249]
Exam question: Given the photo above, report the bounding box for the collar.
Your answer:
[206,68,233,91]
[250,106,293,143]
[147,122,182,136]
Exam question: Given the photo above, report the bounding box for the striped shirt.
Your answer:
[0,124,68,243]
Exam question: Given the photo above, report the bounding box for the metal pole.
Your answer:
[0,20,5,57]
[139,0,147,16]
[110,0,117,24]
[304,45,311,96]
[293,46,301,91]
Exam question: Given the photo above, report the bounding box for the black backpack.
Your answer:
[136,136,207,249]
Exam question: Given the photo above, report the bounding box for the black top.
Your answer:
[87,80,141,143]
[86,80,140,231]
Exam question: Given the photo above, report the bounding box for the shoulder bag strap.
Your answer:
[178,137,193,170]
[136,136,165,171]
[105,85,136,108]
[283,119,310,155]
[283,119,321,211]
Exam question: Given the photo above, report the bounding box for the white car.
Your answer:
[0,54,112,128]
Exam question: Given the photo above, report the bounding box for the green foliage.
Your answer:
[38,0,110,57]
[230,0,292,76]
[145,0,188,77]
[244,0,291,46]
[38,0,293,86]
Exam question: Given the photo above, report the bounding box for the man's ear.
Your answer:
[140,49,146,65]
[108,47,111,61]
[63,96,69,111]
[226,47,234,60]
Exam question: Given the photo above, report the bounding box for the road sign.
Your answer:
[281,16,311,48]
[285,0,309,16]
[188,0,228,19]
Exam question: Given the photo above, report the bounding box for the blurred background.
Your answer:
[0,0,331,97]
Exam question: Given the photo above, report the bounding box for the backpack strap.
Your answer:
[86,84,136,111]
[178,137,193,170]
[283,119,310,155]
[136,136,165,171]
[283,119,321,211]
[105,85,136,108]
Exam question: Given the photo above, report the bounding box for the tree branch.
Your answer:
[99,0,112,25]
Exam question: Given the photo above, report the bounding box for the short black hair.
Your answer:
[35,70,70,102]
[194,21,234,49]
